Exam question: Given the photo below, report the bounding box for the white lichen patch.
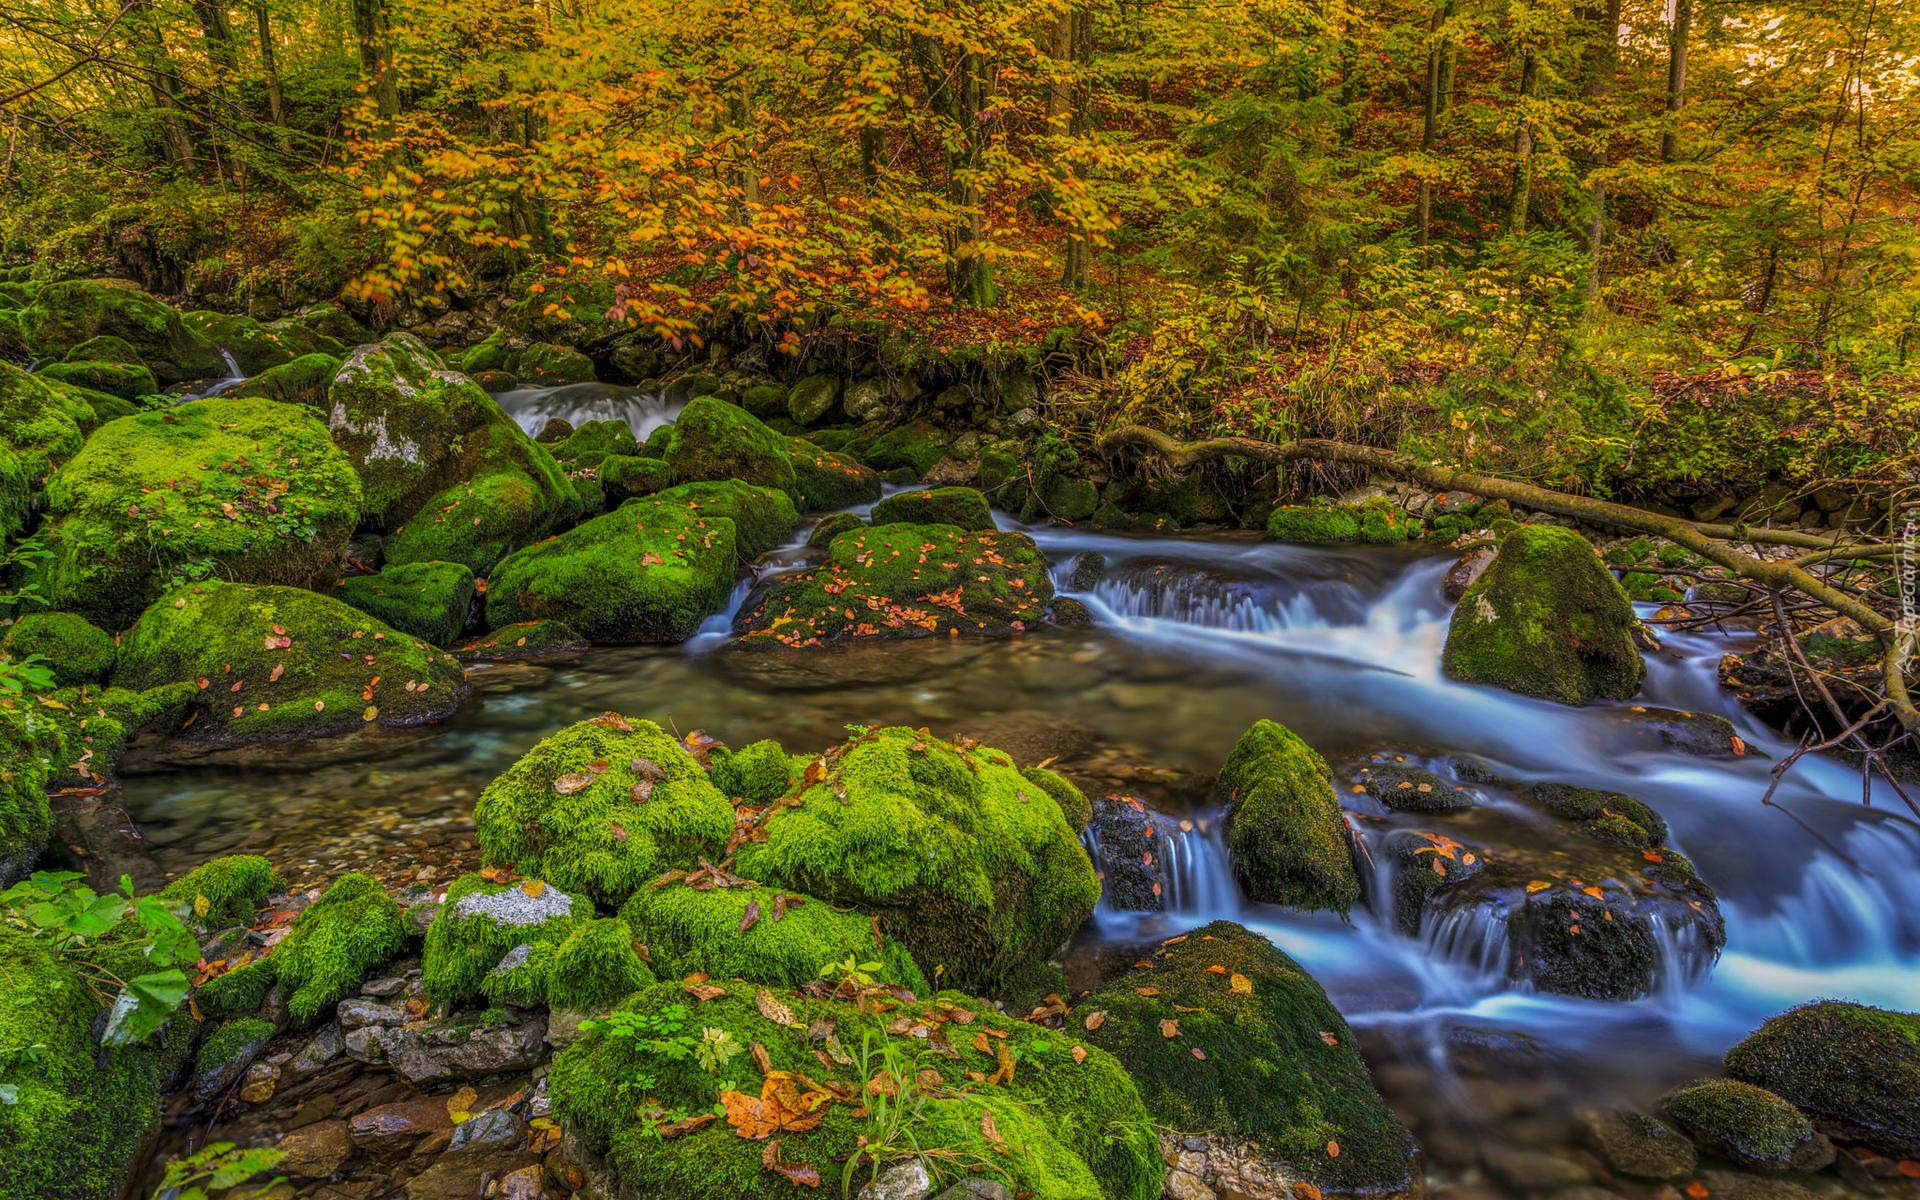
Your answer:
[490,943,533,975]
[452,884,574,927]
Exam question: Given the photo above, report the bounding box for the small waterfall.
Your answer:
[496,382,685,442]
[1155,814,1240,919]
[1421,902,1515,986]
[1649,912,1717,1001]
[176,350,247,402]
[1090,561,1366,632]
[1740,818,1920,966]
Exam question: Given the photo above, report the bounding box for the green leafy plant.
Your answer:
[820,954,886,999]
[150,1142,286,1199]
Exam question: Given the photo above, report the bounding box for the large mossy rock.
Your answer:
[198,872,411,1025]
[0,708,56,883]
[180,311,298,374]
[787,437,881,510]
[472,715,735,907]
[650,480,799,560]
[1658,1079,1828,1171]
[1,611,116,686]
[735,523,1051,647]
[870,485,995,531]
[324,335,578,569]
[1724,1001,1920,1158]
[732,726,1098,992]
[1442,525,1645,705]
[1079,920,1417,1197]
[112,582,470,748]
[333,560,477,646]
[34,398,362,627]
[34,359,158,401]
[422,873,649,1011]
[552,982,1163,1200]
[1217,720,1360,915]
[0,926,194,1200]
[228,352,340,409]
[1266,498,1420,544]
[16,280,223,383]
[0,360,89,539]
[483,497,737,643]
[662,397,799,503]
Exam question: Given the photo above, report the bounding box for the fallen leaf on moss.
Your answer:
[1159,1019,1180,1038]
[1230,974,1254,995]
[1082,1010,1107,1031]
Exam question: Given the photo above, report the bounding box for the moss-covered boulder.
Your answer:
[484,498,738,643]
[516,342,597,385]
[35,359,158,401]
[787,438,881,510]
[112,582,470,748]
[284,301,372,346]
[259,873,411,1023]
[732,726,1097,992]
[662,397,799,502]
[0,360,89,539]
[472,715,736,907]
[64,333,141,364]
[1,612,116,685]
[334,561,477,646]
[261,317,349,362]
[1,680,197,796]
[422,873,645,1009]
[858,421,950,476]
[709,738,801,806]
[1659,1080,1827,1170]
[16,280,224,383]
[1216,720,1360,915]
[1079,920,1416,1195]
[181,310,297,374]
[1343,753,1475,812]
[736,524,1051,647]
[1442,525,1645,705]
[33,398,362,627]
[651,480,799,560]
[0,925,195,1200]
[324,335,578,569]
[228,352,340,409]
[452,619,588,661]
[1724,1002,1920,1158]
[552,982,1163,1200]
[871,486,995,531]
[786,375,839,424]
[806,512,864,548]
[600,454,671,504]
[1267,498,1419,544]
[0,708,55,882]
[556,419,639,463]
[622,882,929,994]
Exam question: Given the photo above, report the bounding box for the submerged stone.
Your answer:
[1658,1079,1827,1171]
[1723,1001,1920,1159]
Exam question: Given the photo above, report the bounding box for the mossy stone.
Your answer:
[17,280,223,382]
[1442,524,1646,705]
[65,334,142,364]
[0,707,55,882]
[181,311,296,374]
[806,511,864,548]
[861,422,950,476]
[600,454,672,504]
[384,462,578,574]
[422,872,596,1007]
[787,438,881,510]
[709,738,800,805]
[484,497,737,643]
[1529,782,1668,848]
[0,359,89,539]
[1,611,116,685]
[650,480,799,559]
[556,419,638,462]
[1267,499,1417,544]
[158,854,283,933]
[334,561,477,646]
[453,618,589,660]
[459,331,515,375]
[871,486,995,531]
[785,375,839,424]
[472,715,735,907]
[35,359,158,401]
[736,524,1052,646]
[35,398,362,627]
[1659,1079,1820,1170]
[663,397,799,503]
[1078,920,1416,1194]
[272,873,412,1023]
[1724,1001,1920,1158]
[261,318,349,361]
[228,352,340,409]
[515,342,596,385]
[1217,720,1360,915]
[112,581,470,745]
[1021,765,1091,833]
[732,726,1098,992]
[286,301,372,345]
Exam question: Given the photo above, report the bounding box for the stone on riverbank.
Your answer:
[334,560,476,646]
[17,280,224,383]
[33,398,362,627]
[1,611,116,685]
[788,437,882,510]
[482,497,737,643]
[1442,524,1645,705]
[1217,720,1360,915]
[452,619,588,661]
[651,479,799,559]
[181,310,300,374]
[871,485,996,530]
[422,873,622,1008]
[228,352,341,408]
[1658,1079,1829,1171]
[1267,498,1420,544]
[1079,920,1418,1196]
[662,396,800,503]
[1724,1001,1920,1159]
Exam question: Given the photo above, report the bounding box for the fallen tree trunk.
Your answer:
[1096,425,1919,735]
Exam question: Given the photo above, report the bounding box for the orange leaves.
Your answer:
[763,1139,821,1188]
[722,1072,831,1139]
[1685,1182,1711,1199]
[1158,1018,1180,1038]
[1229,974,1254,995]
[553,773,596,795]
[1082,1010,1107,1031]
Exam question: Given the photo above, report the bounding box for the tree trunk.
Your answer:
[1580,0,1622,300]
[1061,7,1092,289]
[1047,11,1072,136]
[1662,0,1692,163]
[912,34,993,305]
[257,4,285,128]
[351,0,400,119]
[1416,1,1450,258]
[133,0,196,170]
[1508,50,1538,234]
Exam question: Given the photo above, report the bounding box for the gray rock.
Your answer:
[1442,544,1496,601]
[193,1020,277,1103]
[360,972,412,998]
[933,1181,1014,1200]
[343,1024,389,1063]
[337,998,408,1031]
[1580,1108,1697,1179]
[844,377,890,422]
[450,1106,524,1152]
[1062,551,1106,592]
[284,1024,345,1080]
[379,1010,549,1084]
[859,1159,933,1200]
[450,885,574,926]
[1162,1169,1215,1200]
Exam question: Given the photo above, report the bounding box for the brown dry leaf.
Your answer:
[1205,965,1227,975]
[750,1042,773,1076]
[1192,1048,1207,1060]
[684,983,729,1002]
[1132,987,1160,997]
[592,711,635,732]
[1327,1141,1340,1158]
[1526,880,1551,894]
[988,1040,1016,1086]
[721,1072,832,1140]
[361,705,378,722]
[972,1031,991,1055]
[657,1112,716,1139]
[1294,1184,1324,1200]
[446,1085,477,1124]
[1070,1046,1087,1064]
[762,1139,822,1189]
[522,880,546,898]
[1082,1010,1107,1032]
[740,900,761,933]
[755,988,802,1028]
[1229,974,1254,995]
[1318,1031,1339,1046]
[553,773,596,795]
[981,1108,1006,1148]
[1159,1019,1180,1039]
[1729,735,1747,756]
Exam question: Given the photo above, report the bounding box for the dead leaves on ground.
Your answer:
[722,1071,833,1139]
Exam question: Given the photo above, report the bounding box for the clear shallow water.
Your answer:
[116,389,1920,1189]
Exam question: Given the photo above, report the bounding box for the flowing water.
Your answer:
[116,387,1920,1191]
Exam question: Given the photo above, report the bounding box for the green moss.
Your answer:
[421,872,594,1007]
[1079,920,1414,1194]
[286,302,371,346]
[557,419,639,461]
[1658,1079,1816,1169]
[709,738,800,805]
[663,397,799,502]
[651,480,800,559]
[1441,524,1646,705]
[0,360,88,540]
[733,726,1097,993]
[35,359,158,401]
[0,707,54,881]
[737,523,1052,647]
[622,883,930,994]
[787,438,882,510]
[112,581,470,745]
[272,873,412,1023]
[516,342,597,385]
[334,561,477,646]
[195,955,277,1020]
[472,716,735,907]
[64,334,141,363]
[1266,505,1363,543]
[1021,766,1091,833]
[552,982,1159,1200]
[17,281,223,382]
[261,318,349,361]
[180,311,295,374]
[459,331,514,375]
[871,486,995,531]
[452,618,588,660]
[1724,1001,1920,1158]
[549,917,658,1013]
[600,454,671,504]
[483,497,737,643]
[1217,720,1360,915]
[1,612,116,685]
[228,352,340,409]
[157,854,282,933]
[1529,783,1669,848]
[34,398,363,627]
[806,512,864,548]
[194,1017,276,1082]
